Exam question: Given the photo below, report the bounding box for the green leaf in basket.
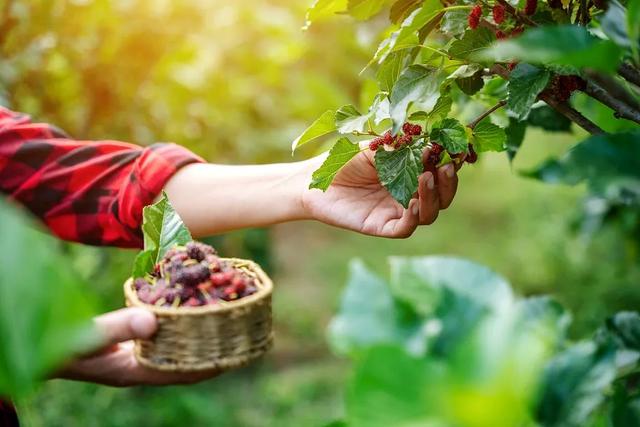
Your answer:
[132,192,192,277]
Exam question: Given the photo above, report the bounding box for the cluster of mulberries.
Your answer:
[425,142,477,174]
[424,142,444,174]
[134,241,258,307]
[544,75,586,102]
[368,122,422,152]
[468,5,483,29]
[493,4,506,24]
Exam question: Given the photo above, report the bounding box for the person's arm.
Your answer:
[0,106,203,248]
[162,160,312,236]
[165,143,459,239]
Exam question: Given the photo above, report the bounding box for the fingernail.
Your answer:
[445,164,454,178]
[411,200,419,215]
[131,310,157,339]
[426,173,435,190]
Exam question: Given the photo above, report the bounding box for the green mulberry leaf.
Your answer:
[389,65,440,134]
[507,63,551,120]
[472,119,507,152]
[134,192,192,278]
[335,104,371,134]
[292,110,337,152]
[375,143,424,208]
[310,138,361,191]
[431,118,468,154]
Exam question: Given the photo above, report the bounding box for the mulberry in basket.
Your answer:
[124,258,273,373]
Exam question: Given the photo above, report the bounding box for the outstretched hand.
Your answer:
[57,308,219,387]
[302,144,460,238]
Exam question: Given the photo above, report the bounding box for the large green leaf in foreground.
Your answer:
[331,256,559,427]
[327,260,423,356]
[478,25,624,73]
[526,131,640,206]
[0,200,98,398]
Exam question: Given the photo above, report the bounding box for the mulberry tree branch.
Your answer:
[489,65,605,134]
[582,73,640,125]
[618,62,640,88]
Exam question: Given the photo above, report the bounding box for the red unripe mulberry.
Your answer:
[430,143,444,155]
[492,5,506,24]
[524,0,538,15]
[382,131,395,145]
[496,30,507,40]
[468,5,482,30]
[466,144,478,164]
[402,122,422,136]
[369,139,382,151]
[551,75,587,102]
[395,134,413,147]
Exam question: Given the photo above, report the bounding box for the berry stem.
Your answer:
[441,5,475,12]
[417,45,452,59]
[467,100,507,130]
[351,130,381,137]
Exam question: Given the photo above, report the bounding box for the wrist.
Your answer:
[290,156,322,221]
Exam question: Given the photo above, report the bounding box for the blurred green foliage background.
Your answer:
[1,0,639,425]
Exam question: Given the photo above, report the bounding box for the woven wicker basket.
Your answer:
[124,258,273,373]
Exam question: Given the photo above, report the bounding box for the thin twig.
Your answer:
[417,44,450,58]
[468,100,507,129]
[490,65,605,134]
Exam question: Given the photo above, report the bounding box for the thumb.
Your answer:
[94,307,157,347]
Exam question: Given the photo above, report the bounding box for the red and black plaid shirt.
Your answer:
[0,106,203,424]
[0,106,203,247]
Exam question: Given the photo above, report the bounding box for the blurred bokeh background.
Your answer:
[2,0,639,425]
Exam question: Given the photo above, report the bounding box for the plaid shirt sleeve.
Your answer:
[0,106,204,248]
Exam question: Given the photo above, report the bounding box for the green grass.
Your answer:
[20,129,640,426]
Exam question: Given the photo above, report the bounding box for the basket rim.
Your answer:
[124,257,273,316]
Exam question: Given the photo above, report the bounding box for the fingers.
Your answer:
[94,307,157,348]
[390,199,420,238]
[437,163,458,210]
[418,172,439,225]
[58,341,220,387]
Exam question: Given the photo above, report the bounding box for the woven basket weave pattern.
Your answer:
[124,258,273,372]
